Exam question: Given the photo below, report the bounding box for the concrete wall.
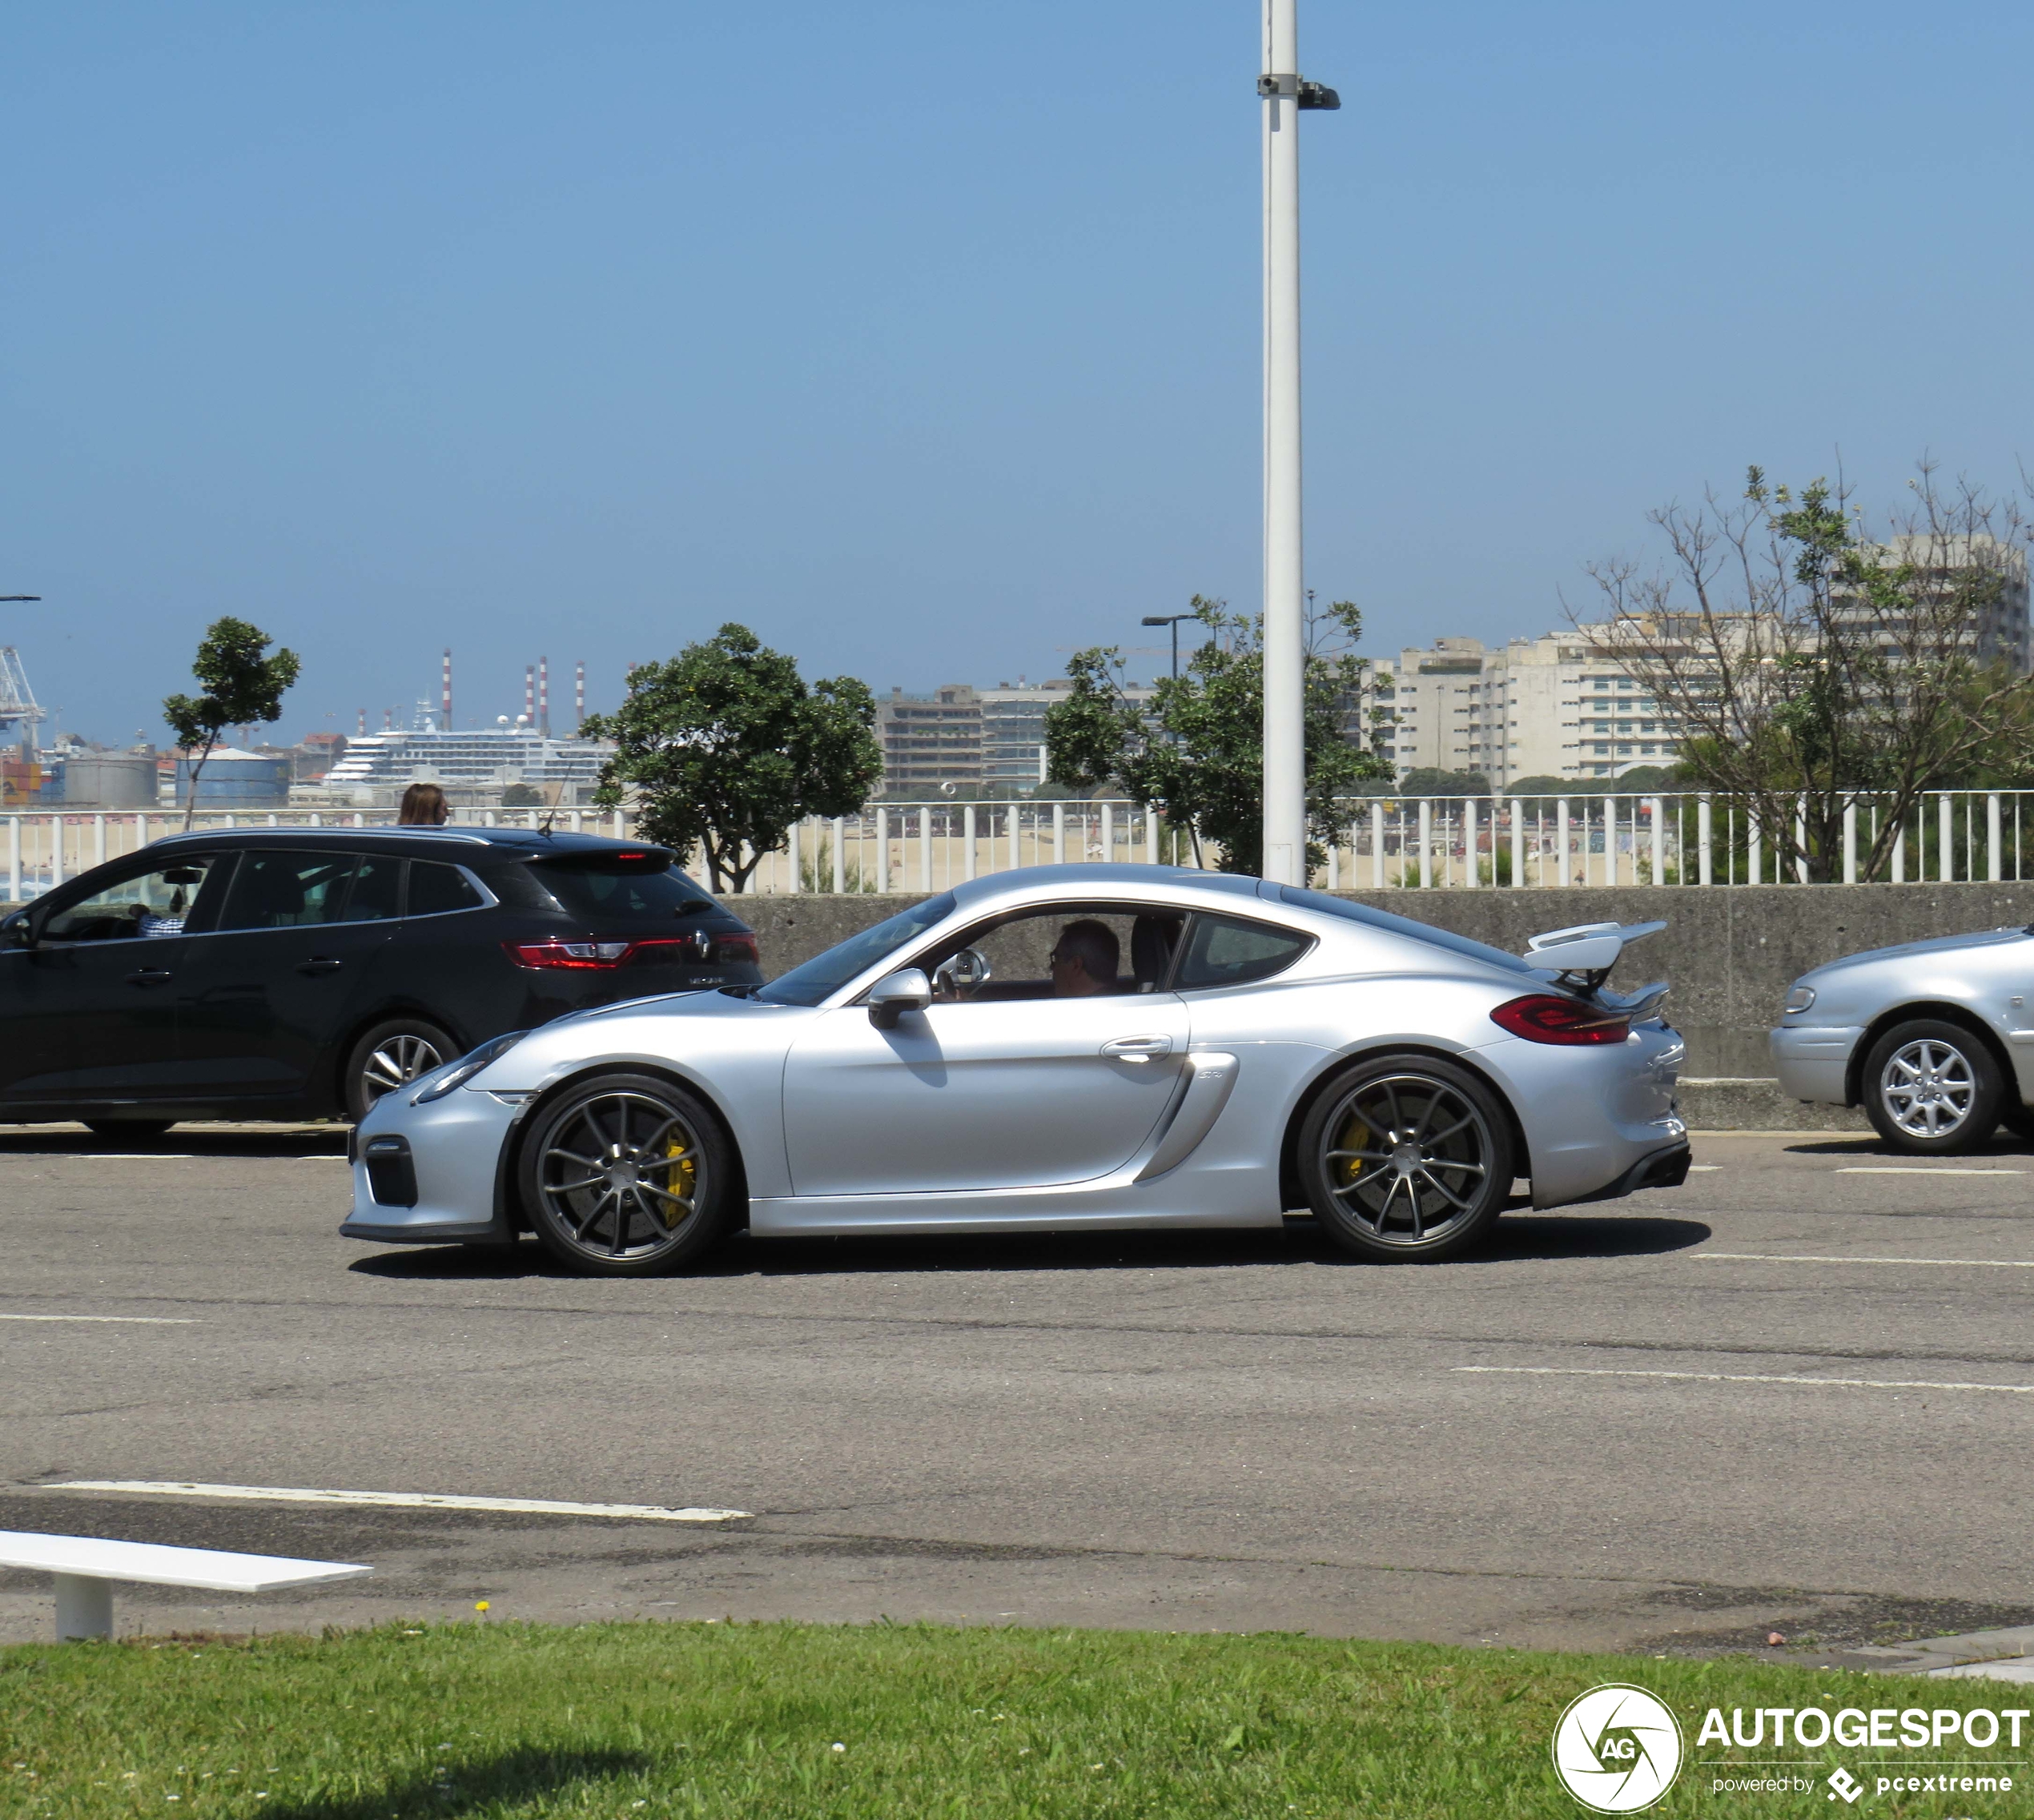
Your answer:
[742,883,2034,1121]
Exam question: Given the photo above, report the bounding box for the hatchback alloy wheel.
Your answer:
[521,1073,733,1276]
[343,1017,458,1123]
[1298,1057,1513,1262]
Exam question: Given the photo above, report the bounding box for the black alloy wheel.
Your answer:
[344,1017,457,1123]
[1861,1018,2004,1155]
[520,1072,733,1276]
[1298,1056,1513,1262]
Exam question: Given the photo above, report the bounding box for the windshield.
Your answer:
[1276,885,1536,976]
[754,892,958,1006]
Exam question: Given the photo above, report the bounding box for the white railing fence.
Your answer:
[6,792,2034,900]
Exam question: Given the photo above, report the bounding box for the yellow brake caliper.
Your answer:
[653,1133,697,1223]
[1334,1112,1372,1191]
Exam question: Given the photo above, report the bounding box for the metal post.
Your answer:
[1747,811,1760,886]
[1009,806,1020,872]
[1697,794,1712,886]
[832,818,846,894]
[963,804,977,881]
[1940,793,1954,883]
[1099,802,1113,871]
[1371,801,1385,889]
[5,818,15,903]
[1648,798,1663,886]
[1417,798,1432,887]
[918,806,932,891]
[1843,801,1857,884]
[1988,792,2002,882]
[1893,814,1907,884]
[1509,798,1523,889]
[1601,797,1616,887]
[54,1573,113,1642]
[1795,795,1808,885]
[50,817,62,891]
[785,819,801,894]
[1052,802,1066,866]
[1556,799,1569,887]
[875,807,889,894]
[1260,0,1305,884]
[1146,805,1160,866]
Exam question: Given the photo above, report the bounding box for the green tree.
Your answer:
[162,617,302,830]
[1586,461,2034,880]
[1044,595,1390,874]
[581,623,882,894]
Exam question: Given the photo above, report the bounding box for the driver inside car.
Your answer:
[1049,919,1120,998]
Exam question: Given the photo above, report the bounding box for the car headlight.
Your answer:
[1783,985,1816,1014]
[411,1031,529,1105]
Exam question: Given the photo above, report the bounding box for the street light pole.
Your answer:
[1258,2,1335,884]
[1141,613,1194,681]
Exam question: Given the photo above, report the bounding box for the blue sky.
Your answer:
[7,2,2032,745]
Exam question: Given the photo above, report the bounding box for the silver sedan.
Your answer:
[343,865,1690,1276]
[1773,923,2034,1153]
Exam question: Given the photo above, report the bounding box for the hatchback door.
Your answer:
[174,849,399,1097]
[0,852,232,1104]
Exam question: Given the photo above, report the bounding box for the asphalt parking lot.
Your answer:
[4,1123,2033,1661]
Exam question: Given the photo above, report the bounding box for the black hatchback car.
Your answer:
[0,827,762,1134]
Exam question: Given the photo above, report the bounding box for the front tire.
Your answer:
[520,1072,733,1276]
[1298,1056,1513,1262]
[1863,1019,2003,1154]
[344,1018,456,1123]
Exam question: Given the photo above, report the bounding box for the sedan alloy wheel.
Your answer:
[1863,1018,2003,1155]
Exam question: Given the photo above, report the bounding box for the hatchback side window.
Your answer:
[40,854,230,942]
[408,861,483,917]
[217,851,359,930]
[1173,914,1312,990]
[340,854,404,922]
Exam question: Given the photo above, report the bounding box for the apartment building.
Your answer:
[1365,630,1686,785]
[877,679,1157,797]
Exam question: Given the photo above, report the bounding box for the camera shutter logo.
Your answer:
[1551,1684,1683,1812]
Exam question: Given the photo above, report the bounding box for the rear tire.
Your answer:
[344,1017,456,1123]
[1861,1018,2003,1155]
[520,1072,733,1277]
[1298,1055,1513,1263]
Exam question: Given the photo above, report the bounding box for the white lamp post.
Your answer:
[1258,1,1337,883]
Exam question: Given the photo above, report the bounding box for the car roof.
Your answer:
[946,862,1266,912]
[147,826,671,865]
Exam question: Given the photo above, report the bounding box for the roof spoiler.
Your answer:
[1523,919,1668,988]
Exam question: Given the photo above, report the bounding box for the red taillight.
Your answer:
[1489,994,1632,1046]
[503,933,758,970]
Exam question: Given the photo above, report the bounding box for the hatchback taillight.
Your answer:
[711,933,759,965]
[1489,994,1632,1046]
[504,933,758,970]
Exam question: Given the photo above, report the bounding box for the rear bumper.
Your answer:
[1568,1140,1692,1205]
[1771,1024,1863,1105]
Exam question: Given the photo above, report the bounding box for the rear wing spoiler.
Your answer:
[1523,920,1668,994]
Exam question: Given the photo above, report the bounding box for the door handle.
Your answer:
[125,968,175,987]
[296,958,344,976]
[1101,1034,1173,1063]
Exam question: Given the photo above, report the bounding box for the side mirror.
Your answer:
[1,910,31,950]
[867,967,932,1031]
[931,946,993,1001]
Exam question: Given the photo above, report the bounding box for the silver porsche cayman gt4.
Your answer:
[344,865,1690,1275]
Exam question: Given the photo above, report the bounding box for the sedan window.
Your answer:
[217,851,359,930]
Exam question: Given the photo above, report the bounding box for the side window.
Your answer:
[1174,914,1312,990]
[408,861,483,917]
[340,854,404,922]
[915,906,1186,1003]
[40,855,229,942]
[218,851,359,931]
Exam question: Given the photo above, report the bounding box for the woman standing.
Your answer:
[397,782,449,826]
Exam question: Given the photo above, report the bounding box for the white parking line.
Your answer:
[1454,1366,2034,1395]
[1695,1252,2034,1269]
[0,1314,199,1324]
[1689,1165,1722,1172]
[1834,1167,2024,1176]
[47,1481,750,1522]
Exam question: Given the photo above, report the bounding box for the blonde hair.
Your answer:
[398,782,448,826]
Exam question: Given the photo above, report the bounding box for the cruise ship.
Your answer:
[315,709,614,804]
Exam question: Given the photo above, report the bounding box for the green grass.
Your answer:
[2,1620,2026,1818]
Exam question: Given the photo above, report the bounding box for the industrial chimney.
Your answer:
[574,661,585,733]
[441,649,453,731]
[538,657,549,737]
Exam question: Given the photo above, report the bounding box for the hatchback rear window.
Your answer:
[533,862,716,921]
